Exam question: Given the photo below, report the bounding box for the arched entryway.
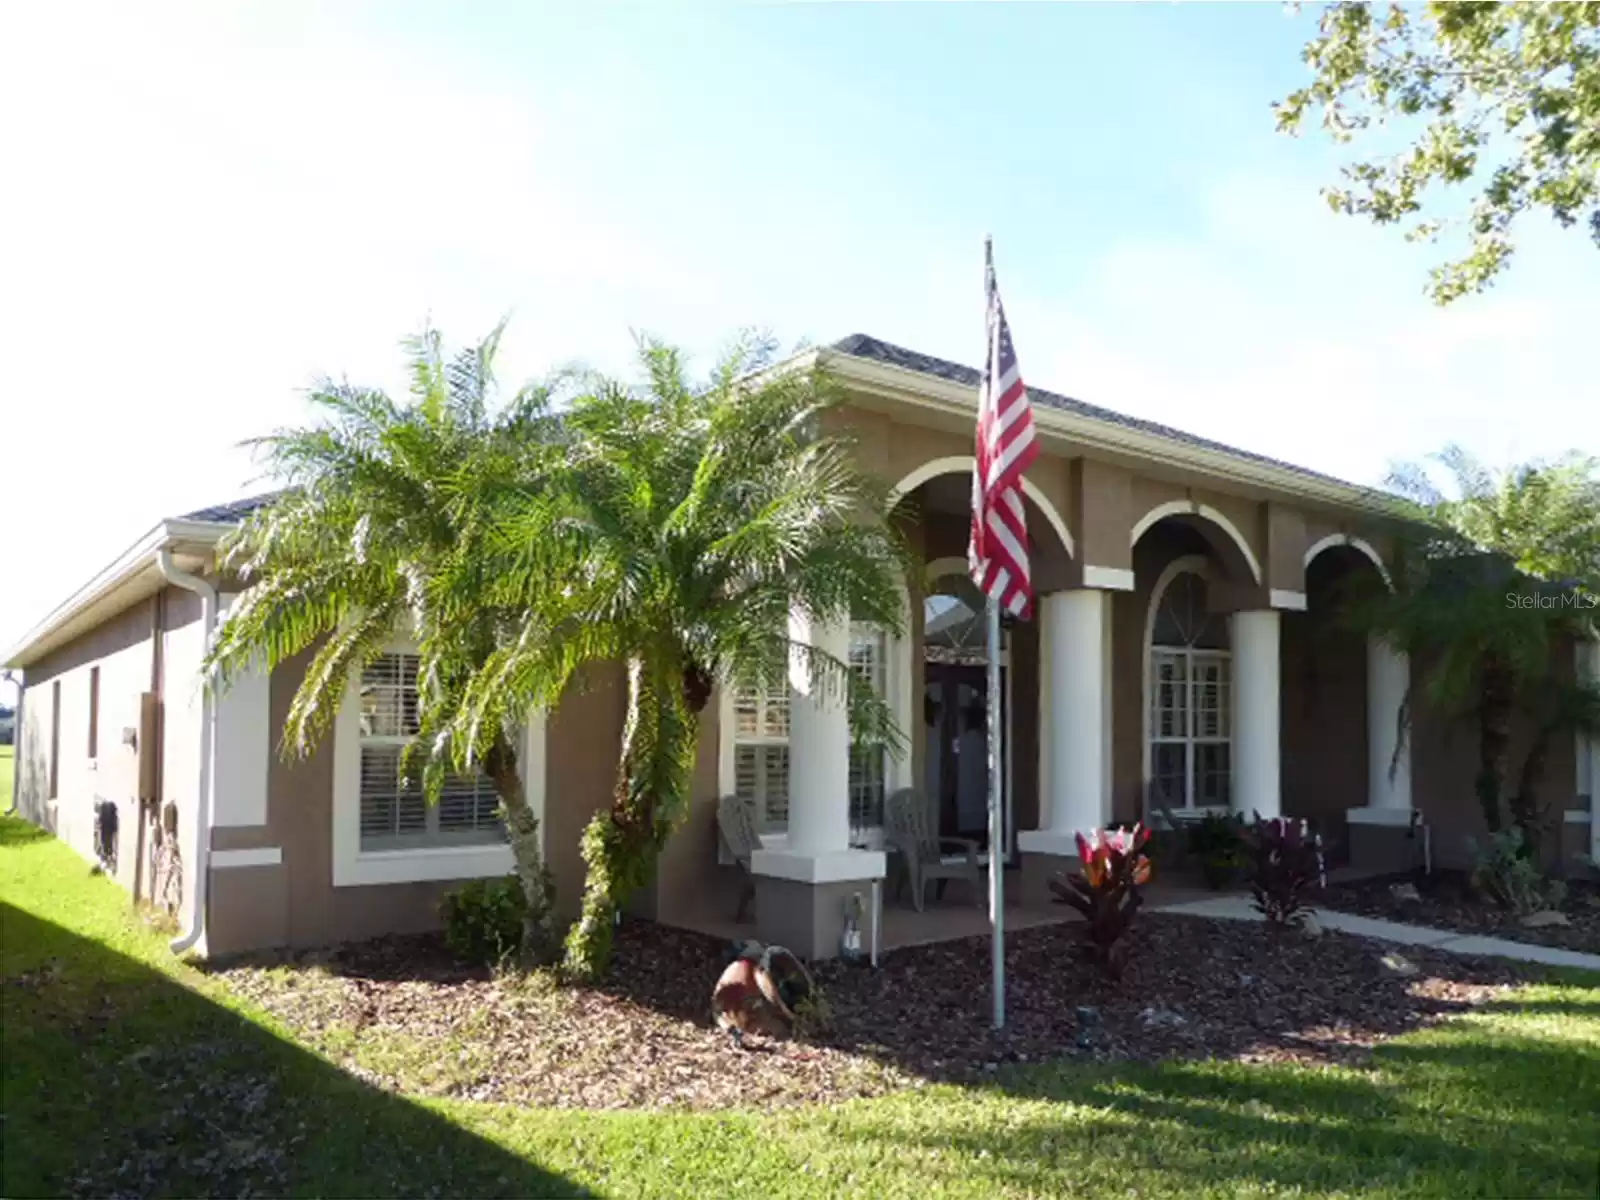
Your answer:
[886,463,1073,860]
[922,560,1013,852]
[1120,507,1263,824]
[1285,537,1404,862]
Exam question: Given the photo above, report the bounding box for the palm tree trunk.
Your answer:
[1509,726,1555,857]
[563,655,697,981]
[1475,663,1515,835]
[483,733,558,965]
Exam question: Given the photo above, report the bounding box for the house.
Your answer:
[8,334,1597,960]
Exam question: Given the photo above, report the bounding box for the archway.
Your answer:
[1283,540,1402,855]
[884,461,1074,861]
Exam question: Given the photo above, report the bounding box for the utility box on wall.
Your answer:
[137,692,160,803]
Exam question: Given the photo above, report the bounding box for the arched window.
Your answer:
[1149,568,1232,811]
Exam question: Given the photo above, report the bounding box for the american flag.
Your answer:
[969,239,1040,619]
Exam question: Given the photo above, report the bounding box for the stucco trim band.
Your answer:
[1081,565,1135,591]
[212,846,283,869]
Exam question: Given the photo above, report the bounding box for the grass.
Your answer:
[4,812,1599,1198]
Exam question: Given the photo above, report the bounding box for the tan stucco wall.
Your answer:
[16,589,202,916]
[542,663,627,922]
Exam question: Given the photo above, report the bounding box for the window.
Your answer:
[731,621,888,831]
[356,654,505,851]
[848,626,888,832]
[87,666,101,759]
[732,669,790,826]
[1149,570,1232,810]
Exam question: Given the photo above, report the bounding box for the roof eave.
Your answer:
[3,518,233,670]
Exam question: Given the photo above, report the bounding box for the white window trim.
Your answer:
[331,646,543,888]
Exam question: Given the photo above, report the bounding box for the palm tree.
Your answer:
[1366,447,1600,846]
[439,334,910,980]
[205,324,566,962]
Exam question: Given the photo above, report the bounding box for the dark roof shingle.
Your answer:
[181,491,283,524]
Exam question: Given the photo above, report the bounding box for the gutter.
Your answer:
[156,549,218,957]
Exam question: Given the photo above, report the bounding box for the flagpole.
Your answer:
[986,595,1005,1030]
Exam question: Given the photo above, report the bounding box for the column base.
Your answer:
[1345,806,1422,874]
[751,844,885,960]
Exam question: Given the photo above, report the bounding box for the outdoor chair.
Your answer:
[716,793,761,923]
[885,786,983,912]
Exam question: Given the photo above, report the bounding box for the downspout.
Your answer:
[156,549,217,956]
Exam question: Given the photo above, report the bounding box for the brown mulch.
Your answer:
[1320,874,1600,954]
[212,912,1535,1112]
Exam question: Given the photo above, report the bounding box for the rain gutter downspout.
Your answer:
[156,548,217,956]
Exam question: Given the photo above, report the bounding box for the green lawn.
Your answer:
[3,813,1598,1199]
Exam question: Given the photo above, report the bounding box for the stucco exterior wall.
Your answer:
[15,590,201,913]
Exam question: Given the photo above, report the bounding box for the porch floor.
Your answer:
[665,872,1226,954]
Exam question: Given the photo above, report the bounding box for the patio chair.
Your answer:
[885,787,983,913]
[716,794,761,923]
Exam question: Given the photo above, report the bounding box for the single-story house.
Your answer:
[8,334,1597,959]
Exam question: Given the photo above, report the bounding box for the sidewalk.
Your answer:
[1154,894,1600,972]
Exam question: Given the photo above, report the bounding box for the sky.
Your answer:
[2,0,1597,684]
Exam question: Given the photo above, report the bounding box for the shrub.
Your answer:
[1187,811,1250,889]
[440,877,526,967]
[1048,825,1152,978]
[1469,828,1566,914]
[1249,815,1326,927]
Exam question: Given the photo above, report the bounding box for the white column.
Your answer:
[1232,609,1281,820]
[1366,634,1413,812]
[1022,590,1107,856]
[784,610,852,856]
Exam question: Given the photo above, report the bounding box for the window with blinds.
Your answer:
[848,626,887,831]
[731,623,888,831]
[732,670,789,825]
[357,654,507,851]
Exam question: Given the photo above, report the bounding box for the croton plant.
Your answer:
[1048,825,1153,979]
[1250,815,1326,928]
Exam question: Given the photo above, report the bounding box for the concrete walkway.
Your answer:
[1154,894,1600,972]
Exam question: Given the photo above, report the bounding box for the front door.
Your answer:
[924,661,1007,852]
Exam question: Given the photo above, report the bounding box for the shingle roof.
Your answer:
[828,333,1371,494]
[181,491,283,524]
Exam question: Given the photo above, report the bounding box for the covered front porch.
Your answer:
[647,451,1411,961]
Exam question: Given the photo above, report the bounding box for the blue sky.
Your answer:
[2,1,1596,666]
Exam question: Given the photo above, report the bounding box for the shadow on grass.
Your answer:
[1,903,588,1198]
[0,817,52,847]
[835,1029,1600,1197]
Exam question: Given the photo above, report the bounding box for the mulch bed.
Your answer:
[213,913,1534,1112]
[1319,874,1600,955]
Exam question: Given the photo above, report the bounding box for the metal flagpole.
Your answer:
[986,595,1005,1030]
